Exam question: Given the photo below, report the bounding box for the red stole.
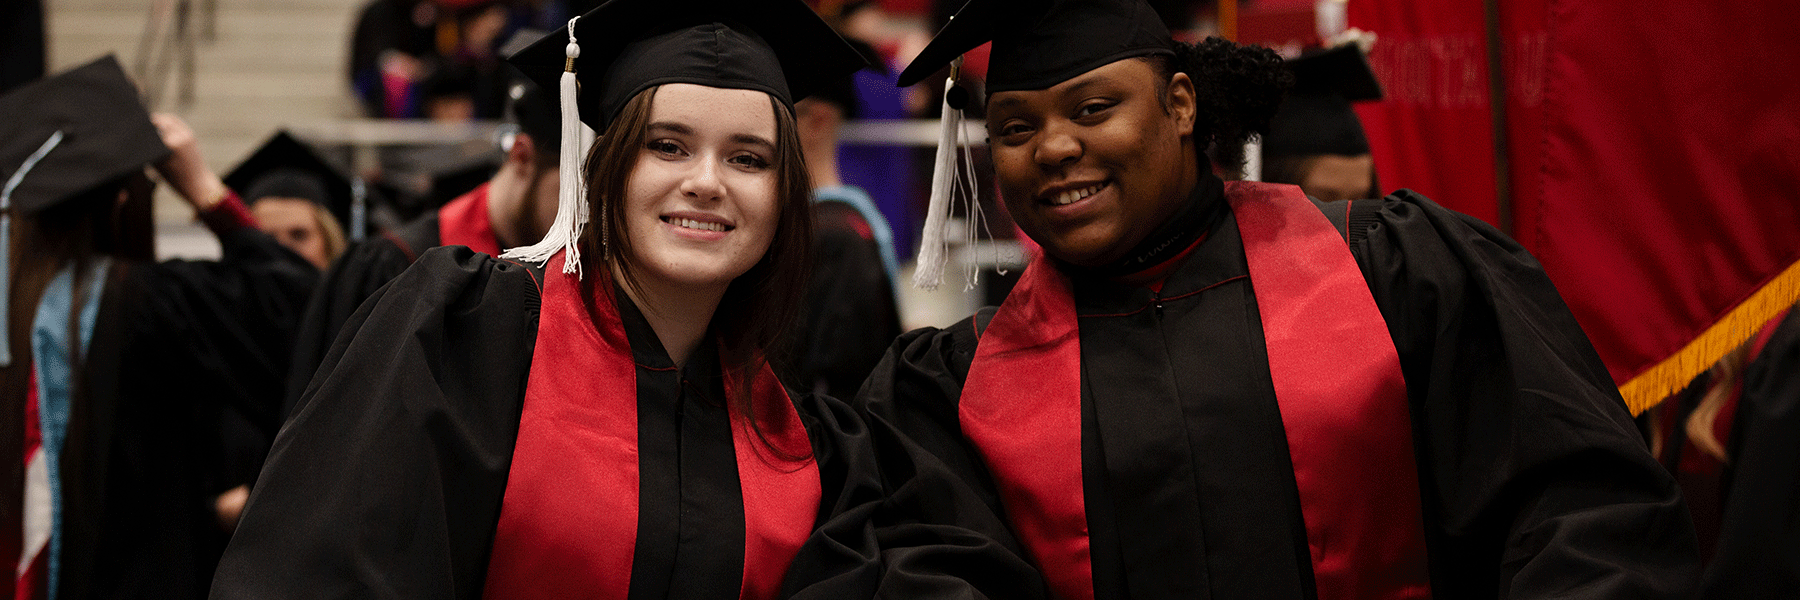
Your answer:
[959,182,1430,600]
[438,183,502,256]
[482,256,820,599]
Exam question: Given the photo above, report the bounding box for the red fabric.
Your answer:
[1520,0,1800,388]
[1345,2,1503,226]
[198,190,257,234]
[724,362,821,600]
[1225,181,1430,600]
[437,183,502,256]
[483,256,817,599]
[16,373,44,600]
[959,255,1092,600]
[961,183,1428,599]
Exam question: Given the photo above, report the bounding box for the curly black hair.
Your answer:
[1149,37,1291,174]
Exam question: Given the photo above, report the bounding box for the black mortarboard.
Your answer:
[896,0,1173,93]
[498,0,868,275]
[1263,44,1383,157]
[505,0,869,131]
[0,55,168,216]
[0,55,169,366]
[224,131,357,230]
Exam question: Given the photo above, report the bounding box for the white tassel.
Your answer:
[501,16,590,277]
[0,130,66,367]
[911,58,965,291]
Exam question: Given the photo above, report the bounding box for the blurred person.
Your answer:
[223,131,356,271]
[282,80,562,419]
[792,39,902,398]
[348,0,440,118]
[834,0,1702,596]
[1261,43,1382,202]
[210,0,887,597]
[0,56,316,599]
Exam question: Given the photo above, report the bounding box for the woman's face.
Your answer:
[985,59,1197,267]
[620,83,782,293]
[252,197,330,269]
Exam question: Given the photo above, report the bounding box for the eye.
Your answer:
[1074,99,1116,119]
[728,153,771,170]
[992,120,1035,143]
[646,139,685,157]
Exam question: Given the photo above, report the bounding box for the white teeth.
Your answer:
[671,217,726,232]
[1050,184,1103,206]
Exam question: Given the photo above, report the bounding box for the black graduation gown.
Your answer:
[38,225,317,599]
[795,200,902,397]
[1699,305,1800,599]
[211,247,887,599]
[852,189,1700,599]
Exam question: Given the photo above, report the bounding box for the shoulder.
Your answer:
[378,245,543,313]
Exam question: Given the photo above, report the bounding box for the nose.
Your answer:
[679,156,725,202]
[1033,123,1082,169]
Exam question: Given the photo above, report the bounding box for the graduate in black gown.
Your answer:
[0,56,317,599]
[211,1,889,597]
[839,0,1702,597]
[281,80,562,419]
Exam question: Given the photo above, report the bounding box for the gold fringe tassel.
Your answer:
[1618,257,1800,415]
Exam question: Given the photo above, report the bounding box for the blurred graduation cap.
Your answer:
[1263,44,1383,157]
[224,131,361,235]
[0,54,169,366]
[896,0,1175,289]
[499,0,868,275]
[895,0,1173,93]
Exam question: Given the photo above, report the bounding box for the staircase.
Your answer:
[46,0,366,257]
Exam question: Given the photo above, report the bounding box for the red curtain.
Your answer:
[1350,0,1800,411]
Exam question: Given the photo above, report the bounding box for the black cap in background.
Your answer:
[0,55,168,215]
[1263,44,1383,157]
[224,131,356,229]
[504,0,870,130]
[896,0,1172,93]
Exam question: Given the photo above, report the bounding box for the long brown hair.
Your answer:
[577,85,815,449]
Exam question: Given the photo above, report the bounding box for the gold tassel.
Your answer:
[1618,256,1800,415]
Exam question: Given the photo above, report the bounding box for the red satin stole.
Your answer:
[437,183,502,256]
[482,257,820,599]
[959,182,1430,600]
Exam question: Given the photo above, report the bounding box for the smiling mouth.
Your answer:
[663,216,732,232]
[1046,182,1107,206]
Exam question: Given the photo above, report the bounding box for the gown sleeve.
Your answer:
[1698,305,1800,599]
[209,247,540,600]
[1349,190,1701,598]
[833,317,1050,600]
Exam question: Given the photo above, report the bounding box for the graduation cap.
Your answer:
[499,0,869,276]
[1263,44,1383,157]
[224,131,360,236]
[0,55,169,367]
[895,0,1173,289]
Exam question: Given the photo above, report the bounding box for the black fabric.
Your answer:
[1699,305,1800,599]
[852,189,1700,598]
[216,247,887,599]
[0,55,169,214]
[282,212,439,420]
[505,0,868,130]
[896,0,1171,91]
[795,200,902,398]
[1265,45,1381,158]
[54,227,317,599]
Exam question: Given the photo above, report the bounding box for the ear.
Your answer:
[1167,71,1197,137]
[507,132,538,168]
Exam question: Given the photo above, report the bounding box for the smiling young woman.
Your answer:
[209,1,888,598]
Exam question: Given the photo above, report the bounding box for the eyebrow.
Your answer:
[647,121,774,150]
[986,73,1114,114]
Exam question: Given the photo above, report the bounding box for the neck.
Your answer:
[484,163,533,248]
[612,268,726,368]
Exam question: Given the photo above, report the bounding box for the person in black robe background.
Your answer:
[0,56,317,599]
[282,80,561,419]
[832,0,1702,597]
[212,1,899,597]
